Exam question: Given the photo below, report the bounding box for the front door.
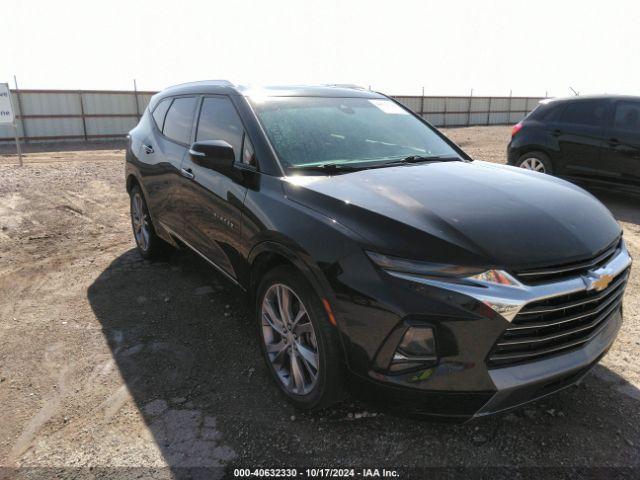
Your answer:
[177,95,252,281]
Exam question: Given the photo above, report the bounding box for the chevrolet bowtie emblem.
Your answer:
[586,272,614,292]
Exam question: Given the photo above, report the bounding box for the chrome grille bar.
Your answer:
[516,272,628,316]
[506,283,626,331]
[487,240,631,367]
[496,294,623,346]
[489,315,616,363]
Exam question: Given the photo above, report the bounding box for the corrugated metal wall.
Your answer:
[393,95,544,127]
[0,89,545,143]
[0,89,155,142]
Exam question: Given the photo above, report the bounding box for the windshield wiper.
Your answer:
[288,156,462,174]
[288,163,366,174]
[383,155,461,166]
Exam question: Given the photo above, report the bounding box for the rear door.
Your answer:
[554,99,609,179]
[177,95,253,280]
[140,96,197,234]
[149,96,199,234]
[601,99,640,187]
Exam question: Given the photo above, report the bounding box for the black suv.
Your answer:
[125,81,631,420]
[508,95,640,193]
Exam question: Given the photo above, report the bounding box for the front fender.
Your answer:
[247,238,336,309]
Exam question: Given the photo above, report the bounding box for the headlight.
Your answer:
[466,270,520,287]
[366,251,519,287]
[367,251,524,322]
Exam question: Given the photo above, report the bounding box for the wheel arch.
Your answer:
[248,239,350,374]
[509,124,559,164]
[126,173,141,193]
[125,171,175,247]
[518,148,552,160]
[248,240,333,310]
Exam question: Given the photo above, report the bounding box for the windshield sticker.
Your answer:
[368,99,409,115]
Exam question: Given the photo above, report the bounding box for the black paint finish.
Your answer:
[126,82,625,418]
[508,95,640,194]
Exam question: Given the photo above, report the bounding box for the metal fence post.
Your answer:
[133,79,141,120]
[420,87,425,118]
[7,86,23,166]
[13,75,28,143]
[508,90,513,124]
[78,91,88,141]
[13,123,23,166]
[443,96,448,127]
[466,89,473,127]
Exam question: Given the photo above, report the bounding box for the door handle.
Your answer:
[180,168,195,180]
[143,144,154,154]
[551,129,562,137]
[608,138,620,146]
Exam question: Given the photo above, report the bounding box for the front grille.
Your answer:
[514,238,621,285]
[488,267,630,367]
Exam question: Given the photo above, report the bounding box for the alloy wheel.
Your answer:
[131,192,150,251]
[261,283,319,395]
[519,157,546,173]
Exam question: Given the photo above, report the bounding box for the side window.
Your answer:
[163,97,198,144]
[613,101,640,133]
[152,98,172,130]
[529,103,559,122]
[526,104,543,120]
[559,101,606,127]
[196,97,244,162]
[242,135,257,167]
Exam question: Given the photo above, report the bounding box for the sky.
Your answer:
[3,0,640,97]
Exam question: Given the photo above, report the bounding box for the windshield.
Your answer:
[250,96,462,169]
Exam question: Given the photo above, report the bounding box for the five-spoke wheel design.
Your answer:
[261,283,319,395]
[519,157,546,173]
[131,191,150,252]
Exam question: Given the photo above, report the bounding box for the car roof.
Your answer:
[152,80,385,105]
[540,94,640,106]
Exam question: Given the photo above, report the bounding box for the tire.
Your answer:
[255,265,345,410]
[129,185,170,260]
[515,151,553,175]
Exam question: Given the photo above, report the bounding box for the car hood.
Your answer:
[282,160,621,271]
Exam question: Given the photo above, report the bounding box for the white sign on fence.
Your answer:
[0,83,15,124]
[0,82,22,166]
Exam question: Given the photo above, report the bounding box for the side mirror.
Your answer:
[189,140,235,172]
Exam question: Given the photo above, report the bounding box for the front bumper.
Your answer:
[506,141,519,165]
[334,242,631,419]
[476,306,621,416]
[349,307,621,420]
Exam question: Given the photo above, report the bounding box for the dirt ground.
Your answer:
[0,126,639,479]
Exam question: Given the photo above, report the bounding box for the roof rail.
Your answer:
[169,79,235,88]
[323,83,366,90]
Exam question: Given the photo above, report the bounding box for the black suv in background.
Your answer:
[126,81,631,420]
[508,95,640,194]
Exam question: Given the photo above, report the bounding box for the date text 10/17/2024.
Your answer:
[233,468,400,478]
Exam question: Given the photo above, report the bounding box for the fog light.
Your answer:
[389,326,437,373]
[399,326,436,356]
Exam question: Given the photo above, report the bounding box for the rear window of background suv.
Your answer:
[527,103,558,122]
